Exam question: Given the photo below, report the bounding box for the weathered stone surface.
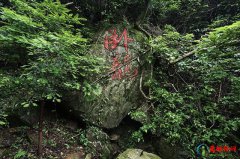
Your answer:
[110,134,120,141]
[65,77,140,129]
[85,127,113,158]
[117,149,161,159]
[83,79,140,128]
[65,30,143,128]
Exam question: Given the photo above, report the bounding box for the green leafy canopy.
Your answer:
[0,0,103,122]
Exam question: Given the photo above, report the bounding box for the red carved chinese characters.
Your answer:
[131,68,138,79]
[123,54,131,76]
[111,54,122,80]
[104,28,134,53]
[104,28,138,80]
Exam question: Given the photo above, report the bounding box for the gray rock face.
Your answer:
[65,28,144,129]
[85,79,139,128]
[117,149,161,159]
[65,76,140,128]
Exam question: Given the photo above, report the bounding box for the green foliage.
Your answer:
[0,0,239,158]
[151,0,181,19]
[14,149,27,159]
[134,21,240,156]
[83,82,102,101]
[0,0,103,123]
[79,132,90,147]
[130,111,147,122]
[131,130,144,143]
[78,126,110,158]
[0,112,8,126]
[150,25,194,62]
[77,0,147,24]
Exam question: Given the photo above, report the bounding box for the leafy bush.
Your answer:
[0,0,103,124]
[133,21,240,156]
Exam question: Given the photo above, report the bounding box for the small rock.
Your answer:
[64,152,85,159]
[110,134,120,141]
[117,149,161,159]
[85,153,92,159]
[65,121,78,131]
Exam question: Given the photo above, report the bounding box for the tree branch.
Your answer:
[135,23,151,38]
[139,70,151,100]
[170,49,197,64]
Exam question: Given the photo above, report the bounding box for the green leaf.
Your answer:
[0,121,6,125]
[14,149,27,159]
[56,98,61,103]
[23,103,30,108]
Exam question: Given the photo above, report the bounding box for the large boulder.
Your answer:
[65,28,145,129]
[82,78,139,128]
[117,149,161,159]
[65,76,140,128]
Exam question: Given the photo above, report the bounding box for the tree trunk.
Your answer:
[38,101,45,158]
